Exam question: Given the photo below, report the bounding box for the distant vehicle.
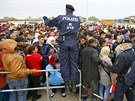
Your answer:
[100,20,115,26]
[117,19,124,23]
[28,21,38,24]
[81,21,94,25]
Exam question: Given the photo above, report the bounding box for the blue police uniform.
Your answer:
[125,61,135,101]
[43,5,81,87]
[110,48,135,101]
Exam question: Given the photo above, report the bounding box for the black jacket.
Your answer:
[111,48,135,80]
[80,46,102,82]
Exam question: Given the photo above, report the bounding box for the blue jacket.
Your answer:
[44,13,81,36]
[110,49,135,78]
[125,61,135,87]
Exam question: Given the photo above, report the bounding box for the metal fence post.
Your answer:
[78,70,82,101]
[0,69,82,101]
[46,71,51,101]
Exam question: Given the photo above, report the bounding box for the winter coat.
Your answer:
[99,46,113,86]
[0,52,7,88]
[1,39,34,80]
[80,46,102,82]
[99,57,112,86]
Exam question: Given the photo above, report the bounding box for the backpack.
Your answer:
[43,44,49,61]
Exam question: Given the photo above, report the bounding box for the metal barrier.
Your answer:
[0,69,82,101]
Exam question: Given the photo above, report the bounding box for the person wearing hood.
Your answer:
[1,39,37,101]
[43,4,81,93]
[0,38,9,101]
[99,46,113,101]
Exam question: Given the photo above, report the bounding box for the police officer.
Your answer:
[124,61,135,101]
[110,39,135,101]
[43,4,81,92]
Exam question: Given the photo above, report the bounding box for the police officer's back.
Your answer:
[125,61,135,101]
[110,39,135,101]
[43,5,80,37]
[43,4,81,93]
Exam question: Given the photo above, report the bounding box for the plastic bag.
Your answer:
[110,84,116,93]
[48,71,64,85]
[46,64,54,74]
[46,64,64,85]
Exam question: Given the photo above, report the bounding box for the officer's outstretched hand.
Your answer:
[43,16,48,20]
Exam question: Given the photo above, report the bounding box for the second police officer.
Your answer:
[109,39,135,101]
[124,61,135,101]
[43,4,81,92]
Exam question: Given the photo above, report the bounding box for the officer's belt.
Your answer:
[59,35,77,41]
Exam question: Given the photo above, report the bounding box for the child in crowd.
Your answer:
[26,45,42,101]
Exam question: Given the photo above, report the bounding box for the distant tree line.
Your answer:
[0,16,43,22]
[0,16,100,22]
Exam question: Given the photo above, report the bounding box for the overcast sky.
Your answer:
[0,0,135,19]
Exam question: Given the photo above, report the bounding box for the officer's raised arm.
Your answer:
[43,4,81,94]
[43,15,61,27]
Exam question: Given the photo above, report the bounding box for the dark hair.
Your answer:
[0,35,6,41]
[24,44,30,49]
[129,33,135,39]
[100,31,106,35]
[92,34,99,39]
[107,34,113,40]
[80,35,86,40]
[125,29,129,34]
[84,30,92,36]
[27,45,36,54]
[99,39,106,46]
[66,8,73,13]
[24,31,30,37]
[114,33,119,40]
[88,38,97,44]
[38,35,44,39]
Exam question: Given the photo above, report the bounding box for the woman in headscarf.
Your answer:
[99,46,113,101]
[44,36,58,68]
[44,36,66,97]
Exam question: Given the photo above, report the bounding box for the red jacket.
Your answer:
[0,52,7,88]
[48,53,57,69]
[26,53,42,76]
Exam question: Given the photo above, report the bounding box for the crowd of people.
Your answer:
[0,20,135,101]
[0,5,135,101]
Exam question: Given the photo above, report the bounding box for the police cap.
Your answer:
[66,4,75,11]
[121,39,132,44]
